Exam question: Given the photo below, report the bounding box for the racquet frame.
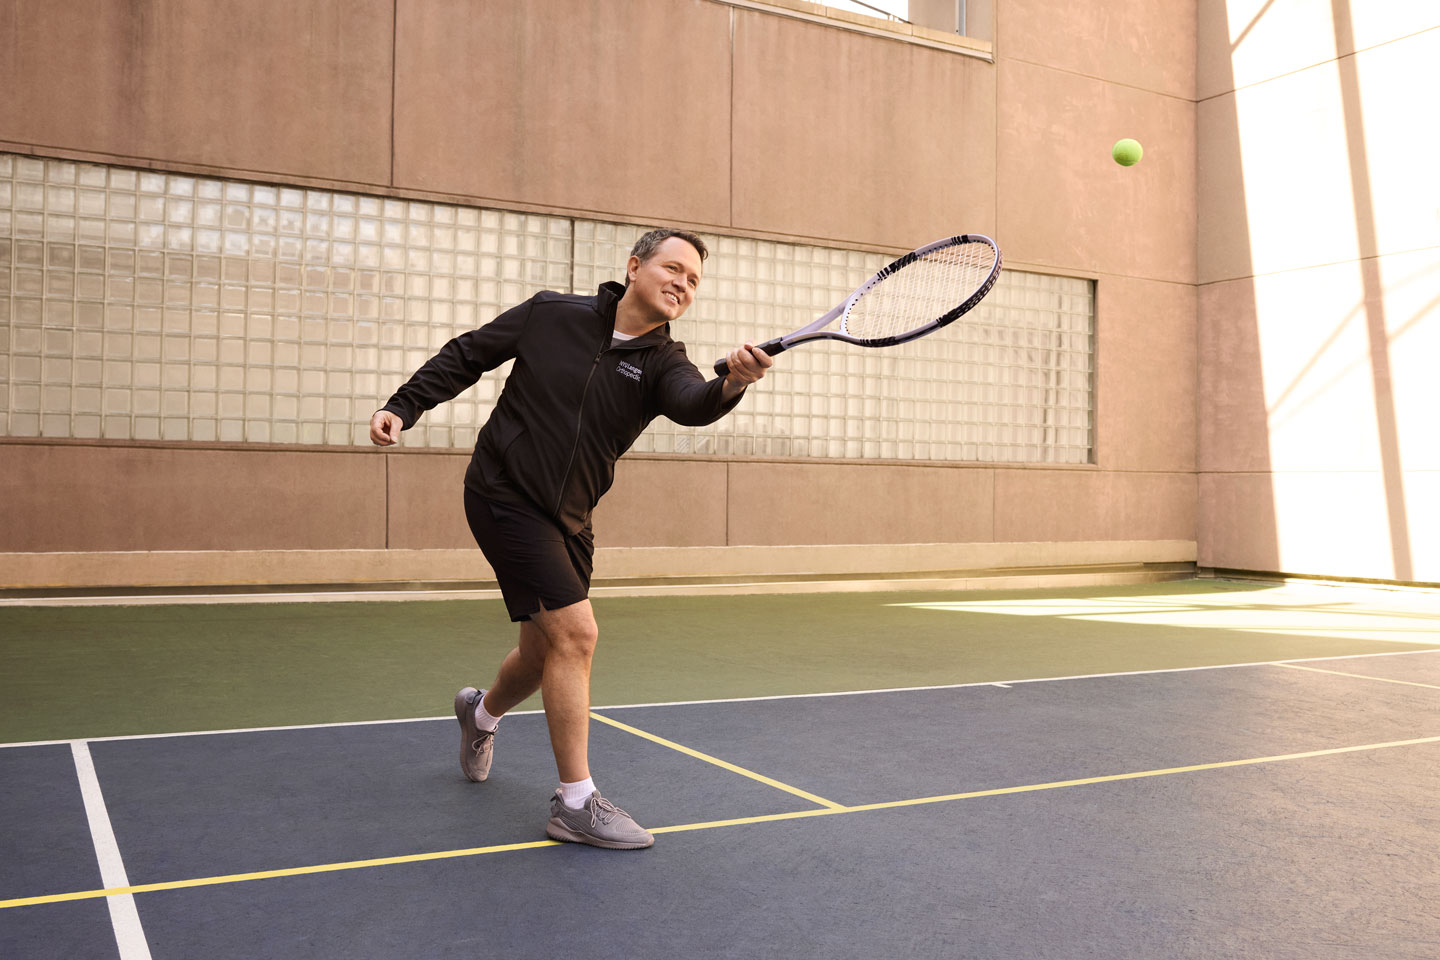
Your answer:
[714,234,1002,376]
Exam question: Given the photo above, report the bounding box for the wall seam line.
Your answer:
[389,0,399,187]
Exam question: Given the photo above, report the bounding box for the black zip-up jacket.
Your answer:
[381,281,743,534]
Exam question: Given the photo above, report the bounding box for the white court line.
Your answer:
[71,742,153,960]
[1,710,543,750]
[590,645,1440,712]
[0,587,507,608]
[1274,661,1440,691]
[6,647,1437,750]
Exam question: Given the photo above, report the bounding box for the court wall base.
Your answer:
[0,540,1195,604]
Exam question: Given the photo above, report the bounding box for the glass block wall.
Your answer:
[0,154,1094,462]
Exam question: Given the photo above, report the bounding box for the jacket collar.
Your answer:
[599,280,673,345]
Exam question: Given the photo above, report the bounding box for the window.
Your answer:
[1,154,1091,462]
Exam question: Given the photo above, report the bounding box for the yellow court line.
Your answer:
[0,839,561,910]
[589,711,846,810]
[841,734,1440,812]
[1276,662,1440,691]
[652,734,1440,827]
[5,732,1439,912]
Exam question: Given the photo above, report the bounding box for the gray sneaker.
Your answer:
[546,790,655,850]
[453,687,494,782]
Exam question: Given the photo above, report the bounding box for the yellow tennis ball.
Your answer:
[1112,138,1143,167]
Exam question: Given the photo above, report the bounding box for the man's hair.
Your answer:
[629,228,708,265]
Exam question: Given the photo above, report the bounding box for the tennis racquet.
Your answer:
[714,234,1002,376]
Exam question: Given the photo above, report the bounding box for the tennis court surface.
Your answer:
[4,579,1439,959]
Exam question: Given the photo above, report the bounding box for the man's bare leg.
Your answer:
[525,599,598,784]
[516,599,653,848]
[456,618,559,783]
[469,602,595,782]
[481,619,548,717]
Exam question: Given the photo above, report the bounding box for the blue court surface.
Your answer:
[4,647,1439,959]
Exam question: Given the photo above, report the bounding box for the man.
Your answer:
[369,228,771,849]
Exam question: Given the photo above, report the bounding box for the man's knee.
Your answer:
[550,620,598,660]
[532,605,597,660]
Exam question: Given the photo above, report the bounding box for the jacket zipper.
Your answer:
[554,346,607,519]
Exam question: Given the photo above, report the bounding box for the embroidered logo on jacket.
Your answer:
[616,360,643,382]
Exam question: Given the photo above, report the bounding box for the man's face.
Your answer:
[626,237,703,324]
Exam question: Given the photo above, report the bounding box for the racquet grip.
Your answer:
[713,337,787,377]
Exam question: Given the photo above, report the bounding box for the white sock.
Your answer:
[473,693,501,733]
[559,777,596,809]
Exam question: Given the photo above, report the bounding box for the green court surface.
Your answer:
[4,578,1438,744]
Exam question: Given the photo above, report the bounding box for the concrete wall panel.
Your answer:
[1201,250,1439,475]
[730,10,996,247]
[393,0,732,225]
[1197,275,1270,474]
[1198,0,1339,100]
[1198,247,1438,581]
[0,444,386,552]
[1241,260,1378,473]
[1195,91,1253,285]
[1265,470,1422,582]
[1196,472,1279,571]
[1380,248,1440,473]
[386,452,471,550]
[1400,471,1440,583]
[1095,276,1197,472]
[1346,32,1440,262]
[997,58,1195,283]
[725,461,994,546]
[994,469,1196,543]
[1200,32,1440,284]
[593,458,730,548]
[385,454,731,550]
[0,0,394,183]
[1197,0,1438,101]
[1001,0,1196,100]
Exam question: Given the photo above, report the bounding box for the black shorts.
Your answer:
[463,485,594,622]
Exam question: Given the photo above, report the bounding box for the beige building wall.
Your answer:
[0,0,1199,591]
[1197,2,1440,583]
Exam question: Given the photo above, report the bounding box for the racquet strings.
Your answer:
[842,240,998,342]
